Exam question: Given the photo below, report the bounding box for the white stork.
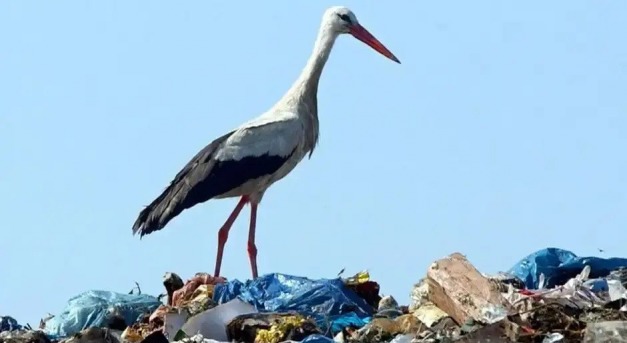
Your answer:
[132,6,400,279]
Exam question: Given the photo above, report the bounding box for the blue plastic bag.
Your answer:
[43,290,161,338]
[508,247,627,289]
[213,273,373,334]
[327,312,370,334]
[0,316,22,332]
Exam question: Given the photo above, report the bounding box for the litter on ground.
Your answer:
[4,247,627,343]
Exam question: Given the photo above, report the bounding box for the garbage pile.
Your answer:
[3,247,627,343]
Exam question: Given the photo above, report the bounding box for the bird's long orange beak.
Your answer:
[350,24,400,64]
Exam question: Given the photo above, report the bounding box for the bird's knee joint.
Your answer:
[247,242,257,256]
[218,228,229,244]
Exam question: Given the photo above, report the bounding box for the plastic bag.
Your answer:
[508,248,627,289]
[213,273,373,334]
[43,290,162,338]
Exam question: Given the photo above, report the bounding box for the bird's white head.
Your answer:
[322,6,400,64]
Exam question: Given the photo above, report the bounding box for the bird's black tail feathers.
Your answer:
[131,131,235,238]
[132,184,182,238]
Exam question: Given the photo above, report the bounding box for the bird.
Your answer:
[132,6,400,279]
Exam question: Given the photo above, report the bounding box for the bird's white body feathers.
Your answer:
[212,111,310,203]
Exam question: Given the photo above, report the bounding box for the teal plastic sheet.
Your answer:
[43,290,161,338]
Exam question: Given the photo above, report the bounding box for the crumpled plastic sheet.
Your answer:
[512,265,627,310]
[0,316,22,332]
[389,334,414,343]
[299,334,335,343]
[542,332,564,343]
[213,273,373,334]
[180,299,257,341]
[43,290,162,338]
[587,279,627,304]
[508,247,627,289]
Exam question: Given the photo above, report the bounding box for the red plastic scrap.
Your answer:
[171,272,227,307]
[517,289,545,301]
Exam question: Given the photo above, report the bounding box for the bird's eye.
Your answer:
[337,14,352,23]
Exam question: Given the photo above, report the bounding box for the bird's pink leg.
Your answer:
[214,196,248,278]
[247,203,259,279]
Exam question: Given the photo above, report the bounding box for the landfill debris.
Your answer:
[180,299,256,341]
[426,252,510,325]
[227,312,320,343]
[377,296,399,312]
[583,321,627,342]
[172,273,225,308]
[542,332,564,343]
[119,312,161,343]
[138,331,168,343]
[0,330,51,343]
[119,272,230,343]
[411,302,449,328]
[170,334,214,343]
[60,327,122,343]
[8,247,627,342]
[214,273,375,334]
[41,290,162,338]
[508,247,627,289]
[487,272,526,292]
[352,314,423,342]
[161,273,184,306]
[343,272,382,310]
[0,318,22,333]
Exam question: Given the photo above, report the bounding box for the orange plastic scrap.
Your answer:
[171,272,227,307]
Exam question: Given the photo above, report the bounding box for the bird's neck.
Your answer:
[281,23,338,102]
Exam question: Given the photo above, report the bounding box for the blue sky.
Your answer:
[2,1,626,326]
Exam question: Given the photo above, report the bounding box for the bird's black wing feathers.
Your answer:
[132,130,296,237]
[132,131,233,237]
